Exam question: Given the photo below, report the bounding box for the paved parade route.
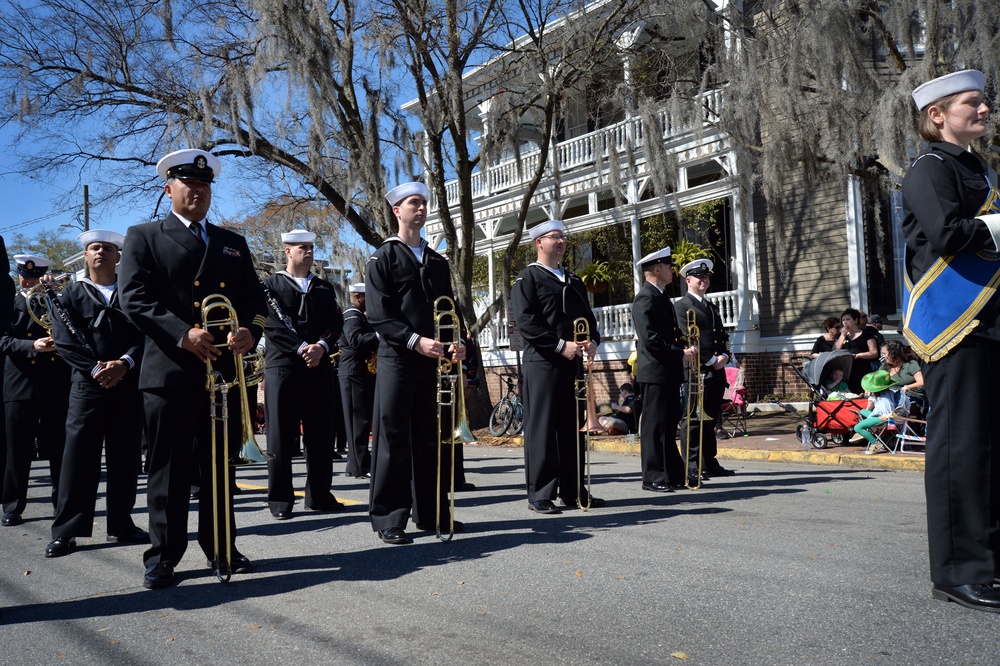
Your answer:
[1,445,996,665]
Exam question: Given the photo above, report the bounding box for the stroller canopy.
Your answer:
[804,350,854,389]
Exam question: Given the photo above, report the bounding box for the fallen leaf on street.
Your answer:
[671,652,690,660]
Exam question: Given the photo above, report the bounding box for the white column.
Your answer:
[845,175,867,312]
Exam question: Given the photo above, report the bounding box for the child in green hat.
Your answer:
[849,369,900,454]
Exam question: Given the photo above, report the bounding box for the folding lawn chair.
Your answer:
[717,366,749,438]
[891,416,926,454]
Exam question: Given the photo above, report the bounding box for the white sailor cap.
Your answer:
[385,182,431,206]
[528,220,565,241]
[349,283,365,293]
[912,69,986,111]
[156,149,222,182]
[14,254,52,278]
[78,229,125,250]
[679,258,714,278]
[281,229,316,244]
[638,246,672,270]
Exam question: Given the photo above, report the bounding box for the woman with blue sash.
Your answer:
[902,69,1000,613]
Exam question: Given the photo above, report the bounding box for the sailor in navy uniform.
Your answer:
[365,181,466,545]
[118,148,267,589]
[338,282,376,479]
[673,259,735,485]
[631,247,696,492]
[262,228,345,520]
[510,220,605,514]
[0,255,70,527]
[46,230,146,558]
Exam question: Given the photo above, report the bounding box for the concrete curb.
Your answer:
[486,436,926,472]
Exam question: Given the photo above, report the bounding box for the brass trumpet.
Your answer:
[201,294,271,582]
[683,309,705,490]
[432,295,474,542]
[573,317,593,511]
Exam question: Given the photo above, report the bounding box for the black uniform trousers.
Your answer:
[637,382,684,486]
[922,336,1000,586]
[142,387,241,568]
[368,356,452,531]
[51,381,142,538]
[339,370,374,478]
[3,394,68,515]
[265,364,336,514]
[679,370,726,479]
[522,359,586,503]
[330,373,348,453]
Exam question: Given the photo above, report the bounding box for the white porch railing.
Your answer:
[478,289,739,349]
[438,89,724,209]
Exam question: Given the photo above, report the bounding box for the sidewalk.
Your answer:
[475,410,926,472]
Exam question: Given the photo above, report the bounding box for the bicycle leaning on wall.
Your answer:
[488,372,524,437]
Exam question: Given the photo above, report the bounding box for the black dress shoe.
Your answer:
[331,451,344,460]
[272,510,293,520]
[378,527,411,545]
[1,512,22,527]
[143,562,175,589]
[931,583,1000,612]
[642,482,675,493]
[208,553,254,574]
[45,537,76,558]
[559,496,606,509]
[528,499,562,514]
[415,520,466,532]
[107,526,150,543]
[707,466,736,477]
[456,482,476,492]
[305,499,346,513]
[667,482,687,490]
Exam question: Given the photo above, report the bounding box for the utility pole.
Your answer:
[83,184,89,231]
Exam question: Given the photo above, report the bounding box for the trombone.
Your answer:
[683,309,705,490]
[201,294,271,582]
[573,317,593,511]
[432,296,474,542]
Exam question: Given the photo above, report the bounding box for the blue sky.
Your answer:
[0,133,245,243]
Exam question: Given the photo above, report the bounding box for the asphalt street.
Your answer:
[1,445,997,665]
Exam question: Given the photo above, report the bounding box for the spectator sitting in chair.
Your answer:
[849,370,900,454]
[599,383,637,436]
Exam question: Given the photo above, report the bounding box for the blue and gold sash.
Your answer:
[903,180,1000,362]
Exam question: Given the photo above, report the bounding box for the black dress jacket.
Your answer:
[50,279,144,387]
[0,292,70,401]
[262,272,343,369]
[511,263,601,364]
[339,306,378,376]
[118,213,267,390]
[631,281,685,385]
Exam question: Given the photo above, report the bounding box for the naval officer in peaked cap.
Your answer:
[1,254,70,527]
[119,148,267,589]
[674,258,736,485]
[631,247,696,492]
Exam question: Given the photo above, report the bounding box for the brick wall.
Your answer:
[738,351,812,402]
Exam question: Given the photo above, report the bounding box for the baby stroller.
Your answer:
[782,351,869,449]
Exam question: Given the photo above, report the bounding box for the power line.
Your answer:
[0,207,77,234]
